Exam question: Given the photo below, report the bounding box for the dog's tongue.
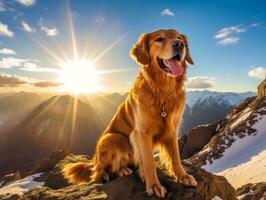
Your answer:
[163,59,183,76]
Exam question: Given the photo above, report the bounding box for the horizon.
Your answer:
[0,0,266,93]
[0,89,257,96]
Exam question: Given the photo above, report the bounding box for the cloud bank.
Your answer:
[186,76,216,89]
[248,67,266,80]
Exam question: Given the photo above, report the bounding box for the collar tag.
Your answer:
[161,106,167,118]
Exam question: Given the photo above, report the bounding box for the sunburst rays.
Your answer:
[24,1,135,151]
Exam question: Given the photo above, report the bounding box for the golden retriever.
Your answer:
[63,29,197,198]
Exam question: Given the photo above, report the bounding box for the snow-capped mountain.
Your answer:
[186,90,254,107]
[186,86,266,188]
[180,91,255,135]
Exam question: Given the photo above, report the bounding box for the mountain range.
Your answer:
[0,90,255,177]
[0,79,265,199]
[0,95,105,177]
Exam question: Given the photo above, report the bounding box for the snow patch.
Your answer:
[0,181,4,187]
[230,107,251,129]
[203,115,266,173]
[237,191,252,200]
[0,173,44,195]
[199,146,212,155]
[212,196,223,200]
[216,123,220,132]
[218,149,266,188]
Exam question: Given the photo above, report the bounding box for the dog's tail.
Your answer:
[62,158,95,184]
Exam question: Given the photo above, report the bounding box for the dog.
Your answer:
[63,29,197,198]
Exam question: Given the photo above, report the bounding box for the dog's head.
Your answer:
[130,29,193,77]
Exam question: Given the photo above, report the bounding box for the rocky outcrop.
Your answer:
[187,95,266,169]
[0,171,21,187]
[236,182,266,200]
[0,154,236,200]
[179,122,220,159]
[257,77,266,99]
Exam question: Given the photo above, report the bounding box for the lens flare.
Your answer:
[58,59,101,94]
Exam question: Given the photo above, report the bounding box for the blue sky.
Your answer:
[0,0,266,93]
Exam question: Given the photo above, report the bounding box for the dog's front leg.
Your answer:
[162,134,197,187]
[131,131,167,198]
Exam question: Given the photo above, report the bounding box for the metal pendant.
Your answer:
[161,111,167,118]
[161,105,167,118]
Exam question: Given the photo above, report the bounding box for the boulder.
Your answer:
[179,122,219,159]
[19,154,236,200]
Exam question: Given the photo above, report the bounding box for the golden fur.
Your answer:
[63,29,197,198]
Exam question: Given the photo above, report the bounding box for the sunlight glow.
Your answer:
[25,1,127,95]
[58,59,101,94]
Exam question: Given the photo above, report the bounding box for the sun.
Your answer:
[58,59,101,94]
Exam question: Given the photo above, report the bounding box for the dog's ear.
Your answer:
[181,34,194,65]
[130,33,150,66]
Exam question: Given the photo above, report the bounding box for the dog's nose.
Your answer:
[172,40,184,49]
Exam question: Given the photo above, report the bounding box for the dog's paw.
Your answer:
[116,167,133,177]
[179,173,197,187]
[146,184,167,198]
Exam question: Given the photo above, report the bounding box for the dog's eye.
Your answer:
[155,37,164,42]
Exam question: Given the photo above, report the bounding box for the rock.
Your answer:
[179,122,219,159]
[0,171,21,187]
[257,76,266,99]
[43,154,90,189]
[19,154,236,200]
[236,182,266,200]
[0,193,20,200]
[29,150,70,175]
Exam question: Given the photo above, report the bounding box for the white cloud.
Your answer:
[96,15,105,23]
[0,57,24,68]
[214,25,245,46]
[161,8,175,17]
[186,76,216,89]
[21,21,35,33]
[248,67,266,80]
[0,22,15,37]
[39,18,58,36]
[250,23,261,28]
[16,0,36,6]
[215,25,245,39]
[0,48,16,55]
[0,57,58,73]
[40,26,58,36]
[217,37,239,46]
[21,62,59,73]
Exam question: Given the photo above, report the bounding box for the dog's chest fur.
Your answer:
[136,84,185,136]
